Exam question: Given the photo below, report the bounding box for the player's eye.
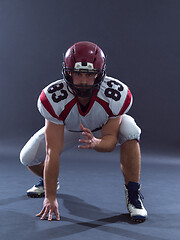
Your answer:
[87,73,95,77]
[74,72,81,76]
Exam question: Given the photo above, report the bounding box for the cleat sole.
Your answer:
[131,215,146,223]
[27,192,45,198]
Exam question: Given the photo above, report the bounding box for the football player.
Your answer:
[20,41,147,222]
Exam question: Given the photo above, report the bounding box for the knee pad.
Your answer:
[20,127,46,166]
[118,114,141,145]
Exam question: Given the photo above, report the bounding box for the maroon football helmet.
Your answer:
[63,41,106,97]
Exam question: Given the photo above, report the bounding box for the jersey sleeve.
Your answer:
[108,88,133,118]
[118,87,133,115]
[98,76,133,118]
[37,91,64,125]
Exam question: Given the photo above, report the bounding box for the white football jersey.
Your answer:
[37,76,133,132]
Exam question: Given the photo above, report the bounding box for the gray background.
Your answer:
[0,0,180,153]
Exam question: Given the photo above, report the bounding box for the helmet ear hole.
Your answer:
[63,69,73,83]
[94,71,105,85]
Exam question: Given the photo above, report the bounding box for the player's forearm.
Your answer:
[93,135,117,152]
[44,152,59,199]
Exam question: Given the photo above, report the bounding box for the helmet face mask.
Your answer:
[62,41,106,98]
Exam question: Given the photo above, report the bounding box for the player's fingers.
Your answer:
[82,132,92,138]
[79,139,92,144]
[48,210,53,221]
[80,123,84,130]
[78,143,91,149]
[54,209,60,221]
[81,132,93,141]
[40,208,49,220]
[83,128,91,134]
[36,207,45,217]
[80,124,91,133]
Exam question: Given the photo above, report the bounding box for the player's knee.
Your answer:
[19,141,38,166]
[20,127,46,166]
[20,148,30,166]
[119,115,141,144]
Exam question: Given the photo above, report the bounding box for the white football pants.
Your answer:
[20,114,141,166]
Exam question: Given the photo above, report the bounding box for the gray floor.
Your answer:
[0,142,180,240]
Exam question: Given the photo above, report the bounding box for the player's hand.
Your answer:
[36,197,60,221]
[78,124,98,149]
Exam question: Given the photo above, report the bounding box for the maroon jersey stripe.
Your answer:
[40,90,59,119]
[119,88,132,115]
[96,97,114,116]
[58,98,77,121]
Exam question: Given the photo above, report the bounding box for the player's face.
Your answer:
[71,72,97,86]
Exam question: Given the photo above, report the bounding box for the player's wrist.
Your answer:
[44,195,57,202]
[93,137,116,152]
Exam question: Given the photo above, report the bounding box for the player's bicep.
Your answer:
[45,120,64,156]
